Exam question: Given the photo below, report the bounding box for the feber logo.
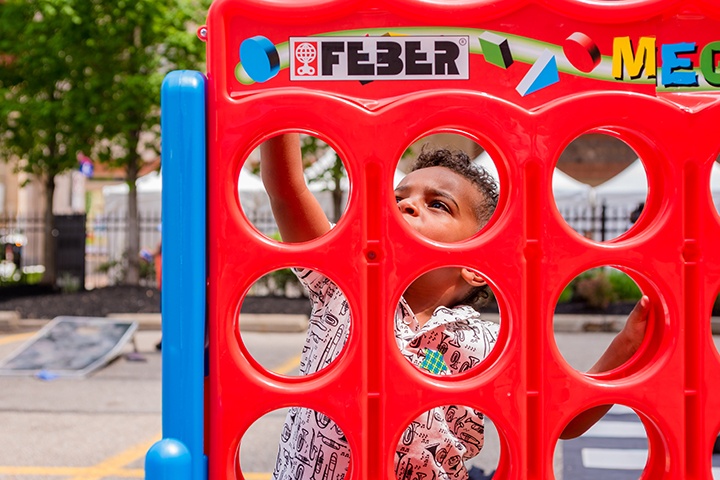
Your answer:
[294,42,319,76]
[289,36,469,81]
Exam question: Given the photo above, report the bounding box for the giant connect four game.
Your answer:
[146,1,720,479]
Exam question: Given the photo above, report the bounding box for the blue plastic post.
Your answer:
[145,438,192,480]
[145,70,207,480]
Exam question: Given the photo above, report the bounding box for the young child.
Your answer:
[260,133,649,480]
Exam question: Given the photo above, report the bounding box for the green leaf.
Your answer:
[0,0,210,284]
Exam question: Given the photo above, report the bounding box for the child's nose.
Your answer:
[397,198,418,216]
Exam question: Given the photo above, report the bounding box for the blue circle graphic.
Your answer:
[240,36,280,83]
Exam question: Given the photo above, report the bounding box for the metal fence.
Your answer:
[559,203,638,241]
[85,212,162,289]
[0,204,641,290]
[0,212,162,290]
[245,205,640,242]
[246,211,279,237]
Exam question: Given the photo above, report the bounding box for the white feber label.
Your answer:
[289,36,469,81]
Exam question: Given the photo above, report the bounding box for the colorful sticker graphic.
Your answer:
[421,348,449,374]
[235,27,720,94]
[239,35,280,83]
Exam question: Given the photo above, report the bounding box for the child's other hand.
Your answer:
[562,295,651,439]
[617,295,650,356]
[587,295,650,375]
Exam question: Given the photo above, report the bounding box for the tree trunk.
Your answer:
[124,142,141,285]
[331,155,344,223]
[41,174,57,287]
[332,179,343,223]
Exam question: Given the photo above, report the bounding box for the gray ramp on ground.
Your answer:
[0,316,138,377]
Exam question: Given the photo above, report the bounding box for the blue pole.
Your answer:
[145,70,207,480]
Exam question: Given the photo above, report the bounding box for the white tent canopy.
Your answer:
[473,151,593,206]
[307,149,406,189]
[594,158,720,209]
[102,169,271,215]
[101,163,399,235]
[102,170,163,215]
[592,159,647,207]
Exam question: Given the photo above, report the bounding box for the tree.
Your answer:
[71,0,209,284]
[297,136,414,223]
[0,0,209,286]
[0,1,99,286]
[300,136,346,223]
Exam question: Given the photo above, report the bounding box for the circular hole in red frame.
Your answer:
[238,132,350,242]
[395,265,502,378]
[238,267,352,377]
[394,404,501,479]
[553,266,655,375]
[237,406,352,478]
[555,132,645,242]
[553,403,653,478]
[394,133,501,244]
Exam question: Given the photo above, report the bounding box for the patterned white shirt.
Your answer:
[272,269,500,480]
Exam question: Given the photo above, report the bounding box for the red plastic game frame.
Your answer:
[196,1,720,478]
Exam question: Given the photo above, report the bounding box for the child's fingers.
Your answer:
[630,295,650,321]
[624,295,650,345]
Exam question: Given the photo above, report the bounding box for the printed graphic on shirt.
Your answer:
[396,406,486,480]
[421,348,448,374]
[273,269,353,480]
[294,268,351,375]
[397,304,500,376]
[273,406,350,480]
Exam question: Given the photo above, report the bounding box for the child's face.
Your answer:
[394,166,484,242]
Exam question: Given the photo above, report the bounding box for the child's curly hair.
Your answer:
[411,145,500,309]
[411,145,499,225]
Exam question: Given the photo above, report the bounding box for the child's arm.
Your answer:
[560,295,650,439]
[260,133,331,243]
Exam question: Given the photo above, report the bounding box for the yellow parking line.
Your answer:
[0,352,303,478]
[0,332,34,346]
[67,433,161,480]
[244,473,272,480]
[274,354,301,375]
[0,466,142,477]
[0,432,158,479]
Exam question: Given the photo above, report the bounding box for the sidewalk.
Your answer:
[0,311,310,333]
[4,310,720,334]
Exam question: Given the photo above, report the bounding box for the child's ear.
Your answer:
[461,268,487,287]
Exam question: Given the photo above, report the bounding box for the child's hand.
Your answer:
[617,294,650,355]
[561,295,650,439]
[260,134,332,243]
[588,294,650,375]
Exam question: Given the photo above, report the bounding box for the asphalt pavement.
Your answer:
[1,314,719,480]
[0,329,162,480]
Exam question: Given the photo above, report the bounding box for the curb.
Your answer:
[0,311,20,331]
[106,312,311,333]
[106,313,163,331]
[4,311,720,335]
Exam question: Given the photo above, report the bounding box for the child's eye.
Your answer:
[429,200,450,212]
[395,196,402,203]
